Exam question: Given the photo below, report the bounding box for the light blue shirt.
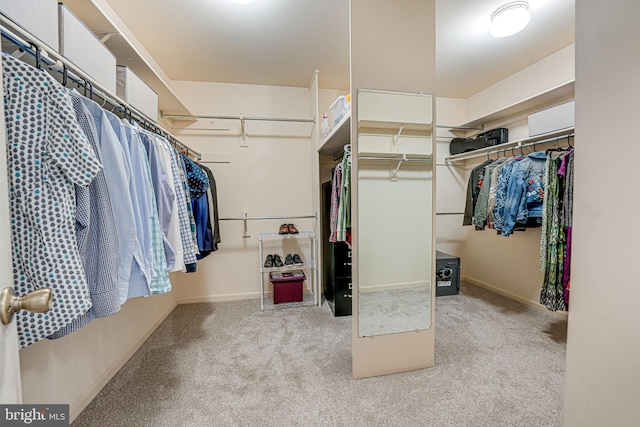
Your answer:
[81,97,145,305]
[124,123,171,295]
[104,111,151,299]
[138,130,177,271]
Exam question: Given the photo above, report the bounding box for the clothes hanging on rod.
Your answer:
[329,144,351,245]
[194,163,221,257]
[472,158,507,229]
[461,142,575,312]
[2,52,219,347]
[501,152,547,236]
[463,159,494,226]
[3,53,104,347]
[48,90,122,339]
[539,149,574,312]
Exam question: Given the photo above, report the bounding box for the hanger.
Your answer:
[32,43,41,70]
[83,80,93,99]
[61,65,68,87]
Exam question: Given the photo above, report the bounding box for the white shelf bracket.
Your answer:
[100,32,118,43]
[393,124,405,146]
[391,153,407,181]
[240,114,248,147]
[242,211,251,238]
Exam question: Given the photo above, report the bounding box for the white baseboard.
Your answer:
[462,275,568,320]
[69,300,178,422]
[178,291,261,304]
[360,280,429,293]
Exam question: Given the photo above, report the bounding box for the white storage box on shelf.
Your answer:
[0,0,59,51]
[329,95,351,127]
[58,3,116,93]
[116,66,159,121]
[528,100,575,137]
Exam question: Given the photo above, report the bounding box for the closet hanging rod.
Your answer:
[161,113,316,124]
[219,214,317,221]
[445,129,574,163]
[0,14,202,161]
[358,155,432,162]
[436,212,464,216]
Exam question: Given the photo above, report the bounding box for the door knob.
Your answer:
[1,286,53,325]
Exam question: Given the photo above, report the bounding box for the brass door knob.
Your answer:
[0,286,53,325]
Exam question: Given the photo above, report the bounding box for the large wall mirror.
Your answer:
[355,88,434,338]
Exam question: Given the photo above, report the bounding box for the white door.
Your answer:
[0,66,22,404]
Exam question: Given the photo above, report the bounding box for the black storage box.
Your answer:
[436,251,460,296]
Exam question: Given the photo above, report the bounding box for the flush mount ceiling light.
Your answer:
[231,0,256,4]
[490,1,531,38]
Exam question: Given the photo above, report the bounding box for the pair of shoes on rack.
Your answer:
[278,223,299,234]
[264,254,284,268]
[284,254,304,266]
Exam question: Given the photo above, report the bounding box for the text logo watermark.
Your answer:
[1,405,68,426]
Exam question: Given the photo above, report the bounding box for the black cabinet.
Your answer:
[322,181,352,316]
[333,276,352,316]
[322,242,352,316]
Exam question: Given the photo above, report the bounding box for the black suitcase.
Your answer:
[449,128,509,155]
[477,128,508,146]
[449,137,487,155]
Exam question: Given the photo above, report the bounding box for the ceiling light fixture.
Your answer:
[490,1,531,38]
[231,0,256,4]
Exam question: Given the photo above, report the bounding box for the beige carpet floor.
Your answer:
[72,282,567,426]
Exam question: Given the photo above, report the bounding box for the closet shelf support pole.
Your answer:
[242,212,251,239]
[393,125,404,147]
[391,154,407,181]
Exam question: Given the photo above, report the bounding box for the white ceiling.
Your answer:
[85,0,574,99]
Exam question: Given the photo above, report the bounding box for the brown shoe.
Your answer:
[287,224,299,234]
[278,224,289,234]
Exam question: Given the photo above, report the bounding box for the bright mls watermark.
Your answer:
[1,405,69,426]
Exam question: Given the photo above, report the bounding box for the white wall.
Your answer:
[466,44,575,125]
[20,289,177,421]
[435,97,470,257]
[167,80,316,302]
[564,1,640,425]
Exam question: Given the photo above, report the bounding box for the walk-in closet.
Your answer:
[1,1,639,426]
